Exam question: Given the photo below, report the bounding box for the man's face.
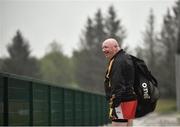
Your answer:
[102,42,116,59]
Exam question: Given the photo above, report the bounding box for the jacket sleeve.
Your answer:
[110,55,135,99]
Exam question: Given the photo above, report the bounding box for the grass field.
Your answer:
[155,99,177,113]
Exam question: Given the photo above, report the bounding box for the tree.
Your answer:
[94,9,107,46]
[73,17,94,91]
[136,8,177,98]
[173,0,180,54]
[142,9,158,73]
[40,41,73,87]
[73,10,106,92]
[135,46,144,59]
[177,25,180,54]
[1,30,40,78]
[105,5,126,46]
[135,9,158,71]
[73,6,127,93]
[80,17,95,50]
[158,9,177,97]
[0,58,2,70]
[135,9,171,98]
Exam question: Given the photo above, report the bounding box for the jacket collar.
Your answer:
[110,49,124,61]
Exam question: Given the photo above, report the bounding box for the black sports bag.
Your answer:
[130,55,160,118]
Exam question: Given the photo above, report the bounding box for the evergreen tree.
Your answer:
[73,17,95,91]
[177,26,180,54]
[94,9,107,46]
[90,9,107,92]
[137,8,177,98]
[135,10,158,76]
[135,46,144,59]
[142,9,158,72]
[73,6,126,93]
[81,17,95,50]
[105,5,126,46]
[1,30,40,78]
[173,0,180,27]
[0,58,2,70]
[73,10,107,93]
[173,0,180,53]
[159,9,177,97]
[136,9,176,98]
[73,49,92,90]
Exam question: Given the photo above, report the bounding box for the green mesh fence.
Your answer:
[33,83,49,125]
[0,76,3,125]
[51,87,64,125]
[0,72,108,126]
[8,78,30,126]
[91,94,97,125]
[64,89,74,125]
[74,91,83,126]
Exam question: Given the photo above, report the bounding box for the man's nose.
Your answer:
[102,48,105,52]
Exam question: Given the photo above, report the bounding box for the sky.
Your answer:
[0,0,177,58]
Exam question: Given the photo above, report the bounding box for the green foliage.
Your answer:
[1,30,40,78]
[156,99,176,113]
[40,42,73,87]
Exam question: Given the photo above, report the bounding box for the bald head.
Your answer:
[103,38,120,48]
[102,38,121,59]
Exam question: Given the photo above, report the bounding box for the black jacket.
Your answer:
[104,49,136,106]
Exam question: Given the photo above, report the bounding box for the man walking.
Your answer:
[102,38,137,126]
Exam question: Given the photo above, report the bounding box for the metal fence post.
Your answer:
[62,88,65,126]
[73,90,75,126]
[29,81,33,126]
[176,54,180,111]
[3,77,8,126]
[48,86,51,126]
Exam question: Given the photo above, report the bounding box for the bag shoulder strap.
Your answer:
[130,55,158,87]
[106,58,114,78]
[105,58,114,87]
